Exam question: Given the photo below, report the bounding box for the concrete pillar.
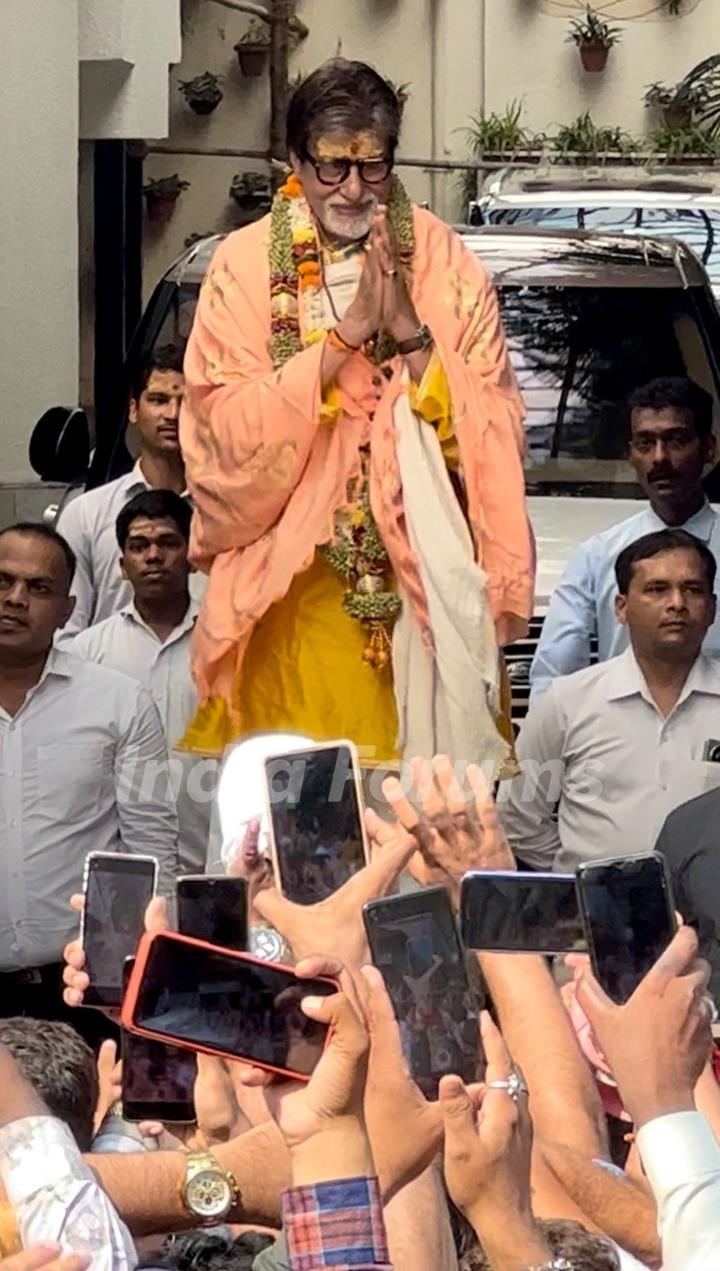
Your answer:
[432,0,485,220]
[0,0,80,481]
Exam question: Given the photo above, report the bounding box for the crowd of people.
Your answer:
[2,54,720,1271]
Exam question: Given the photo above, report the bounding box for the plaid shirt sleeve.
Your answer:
[281,1176,392,1270]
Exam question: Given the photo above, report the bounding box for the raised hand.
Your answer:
[576,925,713,1129]
[372,206,420,343]
[338,240,384,348]
[380,755,515,904]
[62,894,170,1012]
[252,820,417,970]
[440,1014,552,1270]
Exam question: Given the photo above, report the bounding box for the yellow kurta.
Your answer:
[238,553,399,762]
[234,355,456,763]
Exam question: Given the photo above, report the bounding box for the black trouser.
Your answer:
[0,962,119,1051]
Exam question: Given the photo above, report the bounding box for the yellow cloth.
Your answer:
[237,553,399,763]
[409,350,458,470]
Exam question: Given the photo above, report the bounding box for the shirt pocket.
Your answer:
[662,754,720,802]
[37,742,113,822]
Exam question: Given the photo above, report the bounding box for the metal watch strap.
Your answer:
[396,323,433,355]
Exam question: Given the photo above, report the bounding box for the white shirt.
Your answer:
[499,646,720,872]
[530,501,720,696]
[56,461,205,640]
[637,1110,720,1271]
[55,464,150,638]
[0,1116,136,1271]
[0,648,179,969]
[69,601,214,872]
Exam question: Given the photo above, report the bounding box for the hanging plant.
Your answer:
[179,71,224,115]
[229,172,273,217]
[234,19,271,78]
[567,7,622,74]
[143,174,190,224]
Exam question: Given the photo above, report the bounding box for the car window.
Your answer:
[498,283,717,496]
[485,206,720,295]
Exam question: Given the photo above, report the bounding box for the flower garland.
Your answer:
[268,171,415,369]
[267,171,414,668]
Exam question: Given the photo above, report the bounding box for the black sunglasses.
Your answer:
[305,152,394,188]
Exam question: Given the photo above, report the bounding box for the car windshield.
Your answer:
[498,281,716,496]
[484,205,720,295]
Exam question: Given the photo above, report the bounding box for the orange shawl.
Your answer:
[180,206,533,748]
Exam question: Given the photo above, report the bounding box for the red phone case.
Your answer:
[121,930,338,1082]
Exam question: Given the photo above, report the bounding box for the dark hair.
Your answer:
[615,527,717,595]
[0,1018,98,1151]
[287,59,402,160]
[459,1219,620,1271]
[131,344,185,403]
[116,489,193,550]
[0,521,76,589]
[628,376,714,440]
[137,1230,275,1271]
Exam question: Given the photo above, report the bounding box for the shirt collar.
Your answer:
[645,498,715,544]
[606,644,720,707]
[121,598,198,644]
[132,459,190,501]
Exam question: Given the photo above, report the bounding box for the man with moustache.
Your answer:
[180,58,532,779]
[531,376,720,696]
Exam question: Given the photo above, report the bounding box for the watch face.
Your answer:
[187,1169,232,1220]
[251,926,285,962]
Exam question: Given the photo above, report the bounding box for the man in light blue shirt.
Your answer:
[531,377,720,696]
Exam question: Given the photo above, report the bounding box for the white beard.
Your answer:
[321,196,378,244]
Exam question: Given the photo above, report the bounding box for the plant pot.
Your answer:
[187,96,221,115]
[235,45,269,77]
[145,193,179,224]
[662,102,691,129]
[579,41,609,73]
[231,193,269,211]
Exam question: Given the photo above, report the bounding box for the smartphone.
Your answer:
[264,739,369,905]
[80,852,157,1007]
[576,853,677,1005]
[177,875,248,951]
[460,871,586,955]
[122,931,338,1080]
[363,887,485,1098]
[120,960,197,1124]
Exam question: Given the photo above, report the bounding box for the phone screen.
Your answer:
[121,961,196,1123]
[265,744,366,904]
[177,876,248,951]
[129,934,336,1077]
[83,854,157,1007]
[460,872,586,954]
[577,854,677,1004]
[364,888,485,1098]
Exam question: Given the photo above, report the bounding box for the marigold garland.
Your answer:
[268,172,414,667]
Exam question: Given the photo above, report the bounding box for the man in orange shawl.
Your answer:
[180,59,533,778]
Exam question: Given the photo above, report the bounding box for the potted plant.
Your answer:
[179,71,224,115]
[234,20,270,78]
[143,174,190,223]
[552,113,637,164]
[644,80,709,130]
[567,7,622,73]
[229,172,272,218]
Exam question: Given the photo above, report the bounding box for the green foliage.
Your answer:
[143,174,191,197]
[644,79,709,112]
[566,7,622,49]
[465,100,540,154]
[649,124,720,158]
[552,113,637,159]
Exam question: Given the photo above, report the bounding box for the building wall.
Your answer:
[143,0,485,298]
[0,0,180,488]
[0,0,80,483]
[484,0,712,137]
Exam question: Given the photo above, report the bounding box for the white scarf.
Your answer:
[323,256,509,777]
